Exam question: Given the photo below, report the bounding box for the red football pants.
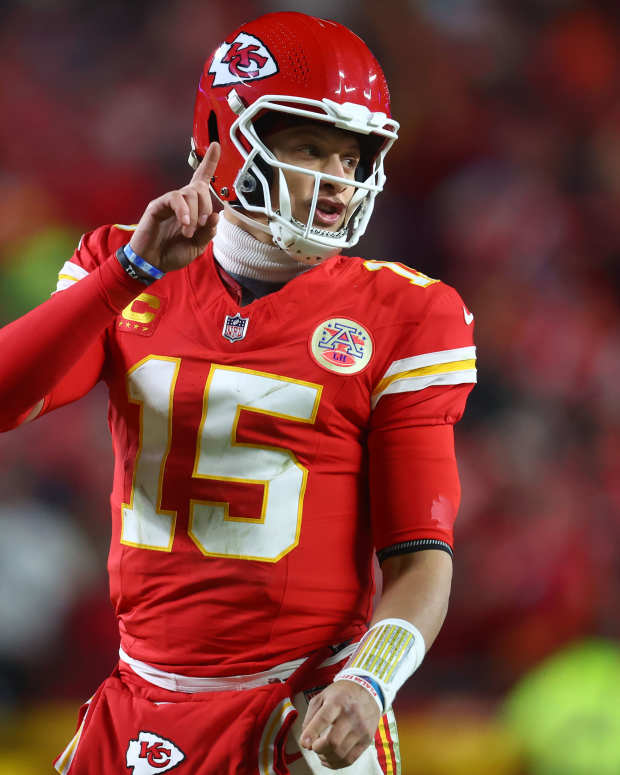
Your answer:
[54,657,400,775]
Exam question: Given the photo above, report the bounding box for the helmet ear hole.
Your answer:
[354,164,368,183]
[239,156,273,208]
[355,134,386,182]
[207,111,219,143]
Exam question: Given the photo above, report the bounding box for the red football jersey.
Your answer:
[48,224,476,675]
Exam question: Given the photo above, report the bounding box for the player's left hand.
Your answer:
[300,680,381,769]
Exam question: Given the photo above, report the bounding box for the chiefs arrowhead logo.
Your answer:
[209,32,278,86]
[126,731,185,774]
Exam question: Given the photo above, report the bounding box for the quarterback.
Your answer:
[0,12,476,775]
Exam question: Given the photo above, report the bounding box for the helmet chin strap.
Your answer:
[221,203,329,264]
[269,222,339,262]
[222,202,272,239]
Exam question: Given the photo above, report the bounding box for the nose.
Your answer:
[321,154,349,191]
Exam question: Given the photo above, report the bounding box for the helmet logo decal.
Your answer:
[209,32,278,87]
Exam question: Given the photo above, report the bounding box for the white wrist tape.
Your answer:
[333,618,426,712]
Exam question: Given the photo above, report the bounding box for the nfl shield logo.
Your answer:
[222,313,249,343]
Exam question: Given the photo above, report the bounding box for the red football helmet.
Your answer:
[190,12,399,260]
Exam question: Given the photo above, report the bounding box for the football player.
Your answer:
[0,12,476,774]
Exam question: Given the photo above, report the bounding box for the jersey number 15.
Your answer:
[121,356,322,562]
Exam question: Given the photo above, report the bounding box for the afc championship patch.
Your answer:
[309,318,373,375]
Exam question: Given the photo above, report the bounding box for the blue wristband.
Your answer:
[123,244,165,281]
[116,247,154,285]
[364,677,385,712]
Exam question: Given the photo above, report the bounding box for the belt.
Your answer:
[119,643,357,693]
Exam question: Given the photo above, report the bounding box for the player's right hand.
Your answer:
[128,142,221,273]
[300,679,381,769]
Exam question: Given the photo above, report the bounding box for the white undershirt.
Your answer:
[212,214,304,283]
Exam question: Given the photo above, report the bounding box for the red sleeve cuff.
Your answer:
[95,253,154,312]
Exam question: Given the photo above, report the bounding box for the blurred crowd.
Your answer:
[1,0,619,772]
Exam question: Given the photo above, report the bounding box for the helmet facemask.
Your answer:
[190,92,399,261]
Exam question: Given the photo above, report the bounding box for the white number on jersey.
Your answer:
[121,358,322,562]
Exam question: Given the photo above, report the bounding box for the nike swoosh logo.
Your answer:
[463,307,474,325]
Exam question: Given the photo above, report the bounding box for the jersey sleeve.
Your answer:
[368,281,476,558]
[54,224,136,293]
[0,225,144,431]
[370,282,476,420]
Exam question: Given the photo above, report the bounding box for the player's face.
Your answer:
[266,123,361,232]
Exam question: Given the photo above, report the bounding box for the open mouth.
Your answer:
[314,198,345,228]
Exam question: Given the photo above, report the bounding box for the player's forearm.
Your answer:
[331,550,452,716]
[0,255,145,430]
[371,549,453,650]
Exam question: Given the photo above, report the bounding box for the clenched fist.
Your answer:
[300,680,381,769]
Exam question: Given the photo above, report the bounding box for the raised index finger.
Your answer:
[191,141,221,184]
